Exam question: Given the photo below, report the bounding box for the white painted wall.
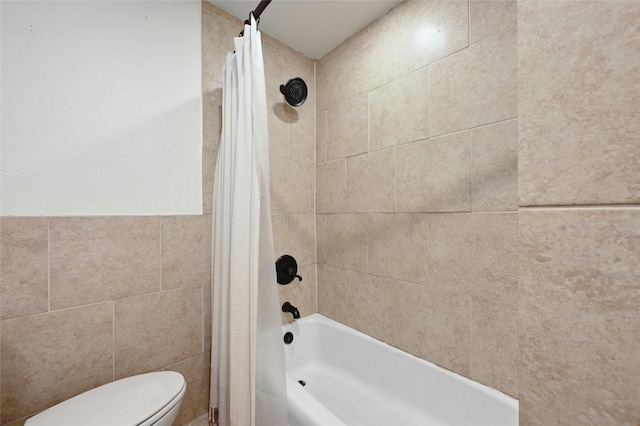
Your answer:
[1,1,202,216]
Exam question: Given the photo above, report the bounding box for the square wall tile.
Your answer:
[316,111,328,163]
[272,215,289,260]
[203,272,211,351]
[396,133,471,213]
[345,11,395,98]
[394,0,469,77]
[396,283,471,376]
[368,213,429,284]
[315,214,328,266]
[202,1,241,25]
[285,47,315,91]
[162,216,211,290]
[430,27,517,136]
[326,214,368,273]
[347,148,395,213]
[203,81,222,149]
[268,101,290,160]
[114,286,202,379]
[287,214,316,266]
[49,217,161,310]
[327,96,368,160]
[429,212,518,303]
[470,0,517,45]
[345,270,397,346]
[471,297,518,397]
[202,147,218,215]
[471,120,518,212]
[271,159,312,214]
[264,39,291,103]
[202,4,238,86]
[316,48,346,112]
[317,264,347,324]
[369,67,430,151]
[1,302,113,424]
[519,208,640,425]
[518,1,640,206]
[316,160,346,213]
[289,102,315,164]
[164,354,209,426]
[1,218,49,320]
[257,19,316,105]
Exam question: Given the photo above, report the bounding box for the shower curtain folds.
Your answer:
[210,15,287,426]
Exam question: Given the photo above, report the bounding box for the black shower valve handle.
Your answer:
[276,254,303,285]
[285,265,302,282]
[287,266,302,281]
[290,271,302,282]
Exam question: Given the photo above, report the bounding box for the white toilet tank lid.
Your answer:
[26,371,186,426]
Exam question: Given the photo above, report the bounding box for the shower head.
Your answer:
[280,77,307,107]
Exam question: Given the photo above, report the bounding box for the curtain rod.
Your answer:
[239,0,272,36]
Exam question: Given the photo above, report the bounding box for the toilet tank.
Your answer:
[25,371,186,426]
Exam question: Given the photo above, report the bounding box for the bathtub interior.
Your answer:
[283,314,518,426]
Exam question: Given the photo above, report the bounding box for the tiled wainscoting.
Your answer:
[1,216,210,425]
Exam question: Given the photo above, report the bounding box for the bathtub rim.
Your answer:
[283,313,518,411]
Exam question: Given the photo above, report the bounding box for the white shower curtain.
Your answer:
[210,15,288,426]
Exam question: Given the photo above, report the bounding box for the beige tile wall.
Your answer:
[0,216,209,426]
[518,1,640,424]
[519,209,640,425]
[518,1,640,207]
[318,0,637,421]
[0,3,316,425]
[316,2,640,423]
[315,0,519,398]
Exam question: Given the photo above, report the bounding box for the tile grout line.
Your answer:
[467,0,471,48]
[367,91,371,155]
[342,48,347,111]
[324,111,328,162]
[313,59,319,314]
[316,263,518,306]
[431,116,518,141]
[47,217,51,313]
[469,293,473,378]
[286,92,291,160]
[421,23,517,78]
[394,8,398,82]
[112,300,116,382]
[344,157,348,213]
[159,219,163,292]
[428,63,433,142]
[394,146,398,213]
[365,213,370,275]
[360,115,519,159]
[520,204,640,211]
[468,131,473,212]
[200,275,204,355]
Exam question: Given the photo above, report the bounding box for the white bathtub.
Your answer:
[283,314,518,426]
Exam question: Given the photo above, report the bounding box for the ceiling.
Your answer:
[207,0,402,59]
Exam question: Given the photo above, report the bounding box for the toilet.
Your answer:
[25,371,186,426]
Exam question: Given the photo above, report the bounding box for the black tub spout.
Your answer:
[282,302,300,319]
